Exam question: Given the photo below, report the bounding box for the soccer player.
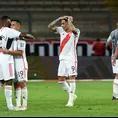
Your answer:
[48,15,80,107]
[0,15,34,110]
[107,22,118,100]
[10,19,28,111]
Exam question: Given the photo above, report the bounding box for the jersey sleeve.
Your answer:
[76,28,80,38]
[17,40,26,51]
[107,33,112,43]
[6,28,21,39]
[75,28,80,43]
[56,27,64,34]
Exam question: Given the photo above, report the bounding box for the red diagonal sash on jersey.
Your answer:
[60,32,72,54]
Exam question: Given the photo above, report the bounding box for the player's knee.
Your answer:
[14,82,20,89]
[5,79,12,86]
[69,75,76,80]
[115,74,118,79]
[20,82,26,89]
[58,76,66,82]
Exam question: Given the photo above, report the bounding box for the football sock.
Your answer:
[68,80,76,103]
[58,81,70,93]
[4,85,13,108]
[15,88,21,107]
[21,87,28,107]
[113,78,118,98]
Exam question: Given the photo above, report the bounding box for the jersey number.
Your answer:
[20,43,24,47]
[18,71,24,78]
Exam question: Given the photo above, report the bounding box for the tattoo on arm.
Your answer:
[48,18,60,28]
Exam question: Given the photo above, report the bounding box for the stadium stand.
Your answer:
[0,0,117,39]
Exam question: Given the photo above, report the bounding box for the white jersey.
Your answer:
[56,27,80,61]
[13,38,28,70]
[0,27,21,63]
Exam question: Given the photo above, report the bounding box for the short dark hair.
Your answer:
[1,15,11,21]
[11,19,21,25]
[61,17,68,22]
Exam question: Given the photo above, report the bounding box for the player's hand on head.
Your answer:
[59,16,65,20]
[68,16,73,22]
[60,16,73,22]
[59,16,68,20]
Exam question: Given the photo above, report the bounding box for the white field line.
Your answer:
[28,79,113,82]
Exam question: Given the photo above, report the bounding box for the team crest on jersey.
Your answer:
[20,43,24,47]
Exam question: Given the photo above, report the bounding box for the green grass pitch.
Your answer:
[1,80,118,117]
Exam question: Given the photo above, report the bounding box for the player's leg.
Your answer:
[0,80,4,88]
[3,63,15,110]
[112,73,118,100]
[112,59,118,100]
[0,64,4,88]
[66,60,77,107]
[4,79,15,110]
[20,81,28,110]
[15,67,28,111]
[66,76,77,107]
[14,81,21,108]
[58,60,70,93]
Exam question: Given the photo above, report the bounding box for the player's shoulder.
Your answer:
[57,26,64,30]
[0,27,9,31]
[56,26,64,34]
[4,27,15,32]
[111,29,118,34]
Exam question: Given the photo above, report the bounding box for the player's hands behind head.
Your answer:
[59,15,73,22]
[68,16,73,22]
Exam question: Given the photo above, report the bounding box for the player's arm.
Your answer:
[8,28,35,40]
[106,34,112,47]
[48,16,65,32]
[6,40,26,56]
[67,16,78,35]
[112,46,118,66]
[2,49,23,56]
[19,33,35,40]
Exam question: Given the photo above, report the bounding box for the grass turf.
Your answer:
[0,80,118,117]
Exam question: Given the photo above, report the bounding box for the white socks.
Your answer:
[15,88,21,107]
[69,80,76,94]
[58,81,70,93]
[4,85,13,108]
[113,78,118,98]
[21,87,28,107]
[58,80,76,105]
[68,80,76,104]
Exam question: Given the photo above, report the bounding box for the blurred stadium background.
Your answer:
[1,0,118,80]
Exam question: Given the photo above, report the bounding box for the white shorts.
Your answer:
[112,59,118,73]
[0,63,15,81]
[14,65,28,82]
[58,60,77,77]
